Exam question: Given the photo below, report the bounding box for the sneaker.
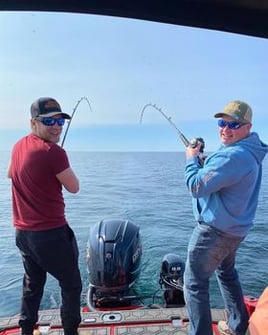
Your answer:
[217,320,234,335]
[33,331,42,335]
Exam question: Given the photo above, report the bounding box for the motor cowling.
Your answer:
[87,219,142,294]
[159,253,185,307]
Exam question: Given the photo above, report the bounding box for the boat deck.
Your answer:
[0,307,225,335]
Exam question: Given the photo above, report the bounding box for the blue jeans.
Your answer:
[184,223,249,335]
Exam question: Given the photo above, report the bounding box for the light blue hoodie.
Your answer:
[185,132,268,236]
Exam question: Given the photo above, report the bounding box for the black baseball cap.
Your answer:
[31,97,71,119]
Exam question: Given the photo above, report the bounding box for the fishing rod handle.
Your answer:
[179,133,190,147]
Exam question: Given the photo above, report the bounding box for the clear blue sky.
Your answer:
[1,11,268,152]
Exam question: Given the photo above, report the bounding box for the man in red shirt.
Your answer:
[8,97,82,335]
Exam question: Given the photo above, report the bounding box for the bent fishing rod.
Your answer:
[139,103,204,150]
[61,96,93,148]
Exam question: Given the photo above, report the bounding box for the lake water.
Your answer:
[0,151,267,317]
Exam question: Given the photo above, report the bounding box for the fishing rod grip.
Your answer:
[179,133,190,147]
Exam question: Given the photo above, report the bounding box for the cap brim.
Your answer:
[214,112,224,118]
[38,112,71,119]
[214,112,237,120]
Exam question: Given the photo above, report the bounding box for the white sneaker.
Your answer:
[217,320,234,335]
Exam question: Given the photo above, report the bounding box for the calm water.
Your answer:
[0,151,268,317]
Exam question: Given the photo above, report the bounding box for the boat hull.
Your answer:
[0,306,227,335]
[1,296,258,334]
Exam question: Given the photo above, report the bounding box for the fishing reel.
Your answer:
[189,137,206,165]
[189,137,205,152]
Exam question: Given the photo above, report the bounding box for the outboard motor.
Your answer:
[86,219,142,309]
[159,253,185,307]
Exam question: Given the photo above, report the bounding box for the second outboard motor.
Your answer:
[159,253,185,307]
[86,219,142,309]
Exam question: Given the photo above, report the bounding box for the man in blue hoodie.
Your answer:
[184,100,268,335]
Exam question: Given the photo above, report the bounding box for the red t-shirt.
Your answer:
[10,133,69,231]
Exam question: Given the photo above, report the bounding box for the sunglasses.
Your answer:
[37,116,65,126]
[218,119,246,130]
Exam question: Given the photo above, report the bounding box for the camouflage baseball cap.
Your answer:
[214,100,252,123]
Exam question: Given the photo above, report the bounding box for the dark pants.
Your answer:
[16,225,82,335]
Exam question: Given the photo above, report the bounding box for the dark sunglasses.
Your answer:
[37,116,65,126]
[218,119,246,130]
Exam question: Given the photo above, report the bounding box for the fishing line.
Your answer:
[61,96,93,148]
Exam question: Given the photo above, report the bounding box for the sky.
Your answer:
[1,11,268,152]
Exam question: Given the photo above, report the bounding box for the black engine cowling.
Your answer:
[159,253,185,307]
[87,219,142,296]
